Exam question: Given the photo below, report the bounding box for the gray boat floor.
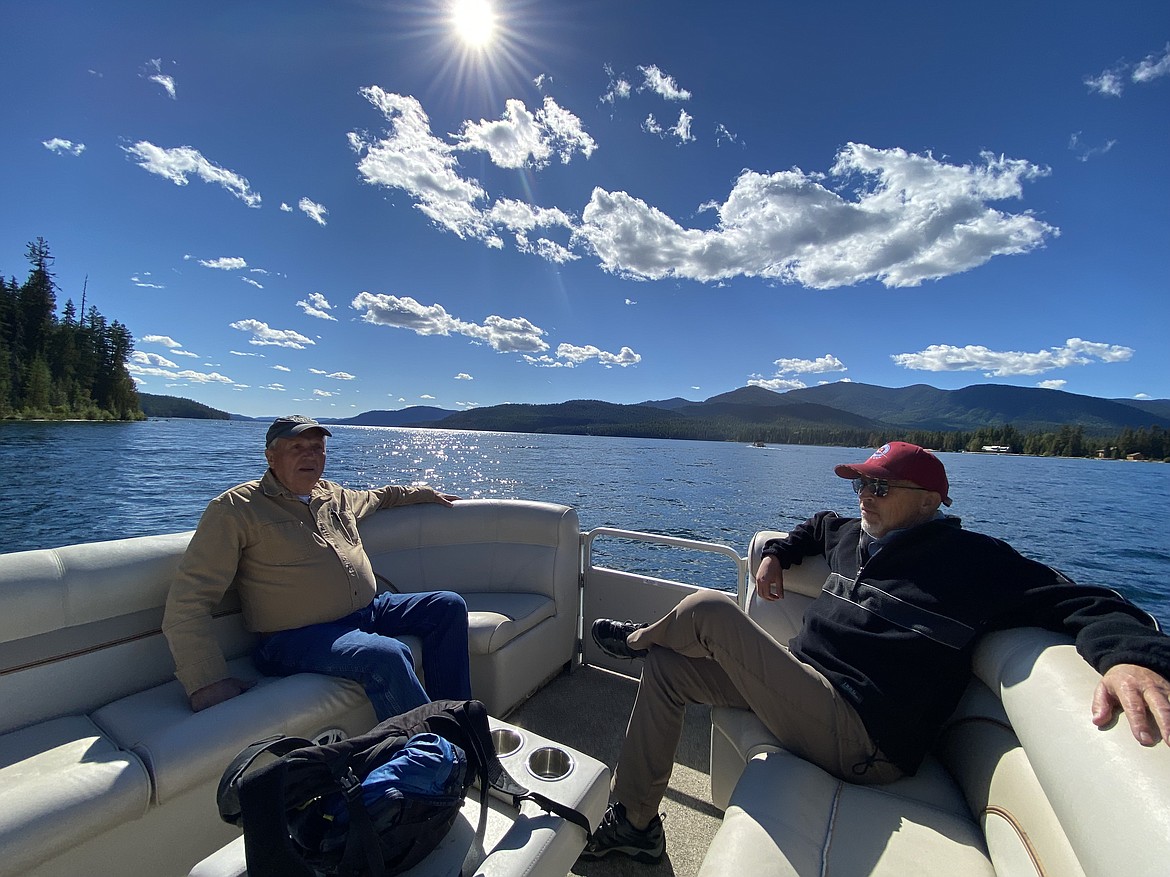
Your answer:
[505,664,722,877]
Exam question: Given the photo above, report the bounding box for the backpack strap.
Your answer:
[448,701,594,838]
[217,734,314,826]
[335,765,388,877]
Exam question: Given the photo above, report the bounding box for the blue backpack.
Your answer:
[217,699,590,877]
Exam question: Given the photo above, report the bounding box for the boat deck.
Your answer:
[506,663,721,877]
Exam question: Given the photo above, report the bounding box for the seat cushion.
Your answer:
[699,750,995,877]
[91,658,376,804]
[0,715,151,877]
[464,593,555,656]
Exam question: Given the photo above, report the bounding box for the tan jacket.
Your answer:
[162,469,444,695]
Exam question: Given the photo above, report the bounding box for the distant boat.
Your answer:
[981,445,1011,453]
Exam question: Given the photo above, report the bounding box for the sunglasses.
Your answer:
[851,477,931,498]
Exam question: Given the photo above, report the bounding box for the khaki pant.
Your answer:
[613,590,903,828]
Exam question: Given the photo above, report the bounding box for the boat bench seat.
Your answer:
[700,529,1170,877]
[0,498,580,877]
[0,716,152,877]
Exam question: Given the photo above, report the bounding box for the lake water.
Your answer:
[2,418,1168,628]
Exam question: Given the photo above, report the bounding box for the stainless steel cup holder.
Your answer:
[526,745,575,781]
[491,727,524,758]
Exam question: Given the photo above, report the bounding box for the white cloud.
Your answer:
[349,88,490,240]
[241,276,263,289]
[351,292,550,353]
[578,143,1056,288]
[199,256,247,270]
[638,65,691,101]
[298,292,338,321]
[1069,132,1117,162]
[151,74,176,99]
[1134,393,1152,400]
[772,354,846,375]
[1085,70,1125,97]
[523,343,640,368]
[601,64,632,104]
[123,141,261,207]
[299,197,328,226]
[313,389,338,397]
[749,353,845,390]
[229,319,315,349]
[643,110,695,143]
[309,369,356,380]
[1037,379,1067,390]
[263,383,287,391]
[42,138,86,156]
[747,376,807,391]
[141,335,199,357]
[715,124,740,147]
[1133,43,1170,83]
[891,338,1134,377]
[131,274,165,289]
[1086,43,1170,96]
[353,93,1053,289]
[272,364,291,372]
[280,202,293,212]
[453,97,596,169]
[142,334,182,348]
[130,351,179,369]
[126,363,235,384]
[455,373,473,380]
[669,109,694,143]
[555,343,641,368]
[522,354,569,368]
[143,59,177,99]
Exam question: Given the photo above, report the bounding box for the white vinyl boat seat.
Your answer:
[0,499,580,877]
[0,716,152,877]
[702,529,1170,877]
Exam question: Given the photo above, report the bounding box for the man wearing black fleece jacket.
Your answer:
[581,441,1170,865]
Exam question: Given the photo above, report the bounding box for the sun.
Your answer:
[451,0,496,49]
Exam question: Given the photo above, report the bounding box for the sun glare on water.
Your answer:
[451,0,496,49]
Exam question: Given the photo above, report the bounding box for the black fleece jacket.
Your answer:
[761,511,1170,774]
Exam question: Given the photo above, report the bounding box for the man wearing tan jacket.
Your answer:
[163,414,471,717]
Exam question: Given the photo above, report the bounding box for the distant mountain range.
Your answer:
[159,382,1170,439]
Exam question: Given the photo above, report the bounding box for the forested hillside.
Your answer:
[137,393,229,420]
[1,239,140,421]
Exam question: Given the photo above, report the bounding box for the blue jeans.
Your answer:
[254,590,472,721]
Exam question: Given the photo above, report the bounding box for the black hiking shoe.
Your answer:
[591,618,649,660]
[579,802,665,863]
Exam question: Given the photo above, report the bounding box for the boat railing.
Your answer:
[581,526,751,605]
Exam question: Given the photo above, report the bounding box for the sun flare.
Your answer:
[451,0,496,49]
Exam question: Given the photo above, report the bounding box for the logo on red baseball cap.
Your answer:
[834,442,952,506]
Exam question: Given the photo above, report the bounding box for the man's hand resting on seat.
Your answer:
[1092,663,1170,746]
[755,555,785,601]
[190,677,256,712]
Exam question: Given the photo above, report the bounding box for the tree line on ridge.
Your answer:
[1,239,141,421]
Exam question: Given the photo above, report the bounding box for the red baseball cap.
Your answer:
[834,442,952,506]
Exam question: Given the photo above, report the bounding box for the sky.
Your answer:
[2,0,1168,418]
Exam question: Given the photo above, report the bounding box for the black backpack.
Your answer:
[217,699,592,877]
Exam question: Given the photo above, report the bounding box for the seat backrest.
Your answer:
[0,531,252,734]
[359,499,579,604]
[969,629,1170,877]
